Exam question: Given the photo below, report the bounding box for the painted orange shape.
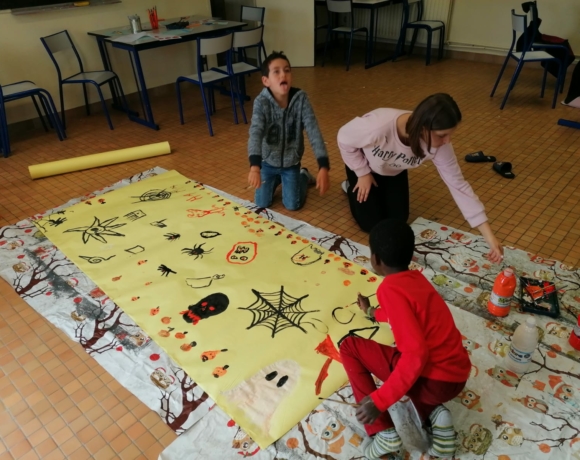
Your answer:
[226,242,258,265]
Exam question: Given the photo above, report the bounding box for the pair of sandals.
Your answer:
[464,151,515,179]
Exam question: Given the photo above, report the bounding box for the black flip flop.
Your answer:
[465,151,496,163]
[493,161,515,179]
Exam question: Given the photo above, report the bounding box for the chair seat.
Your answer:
[64,71,116,85]
[180,70,231,84]
[214,62,259,75]
[332,26,367,33]
[408,20,444,29]
[512,50,555,61]
[2,81,41,98]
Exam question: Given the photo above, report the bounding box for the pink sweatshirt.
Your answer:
[337,108,487,228]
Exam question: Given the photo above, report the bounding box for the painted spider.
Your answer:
[181,243,213,260]
[164,233,181,241]
[47,217,67,227]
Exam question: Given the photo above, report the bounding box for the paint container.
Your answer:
[570,316,580,351]
[488,268,516,317]
[504,316,538,374]
[129,15,142,33]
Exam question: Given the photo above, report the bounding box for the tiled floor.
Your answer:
[1,49,580,459]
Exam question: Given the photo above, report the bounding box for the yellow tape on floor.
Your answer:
[34,170,392,447]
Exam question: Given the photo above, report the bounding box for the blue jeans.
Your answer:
[254,163,309,210]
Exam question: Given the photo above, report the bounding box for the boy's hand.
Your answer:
[356,396,381,425]
[356,292,371,314]
[316,168,329,196]
[248,167,262,189]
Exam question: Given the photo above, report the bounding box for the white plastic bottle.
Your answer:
[504,317,539,374]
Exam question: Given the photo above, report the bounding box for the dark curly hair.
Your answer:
[261,51,291,77]
[369,219,415,269]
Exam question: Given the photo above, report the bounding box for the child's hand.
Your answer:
[356,292,371,314]
[248,167,262,189]
[356,396,381,425]
[353,173,377,203]
[316,168,329,196]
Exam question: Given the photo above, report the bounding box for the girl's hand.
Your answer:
[352,173,377,203]
[316,168,329,196]
[477,222,504,264]
[248,167,262,189]
[486,238,504,264]
[356,396,381,425]
[356,292,371,314]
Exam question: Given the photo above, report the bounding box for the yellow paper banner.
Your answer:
[34,170,393,447]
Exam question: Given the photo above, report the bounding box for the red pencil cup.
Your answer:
[570,316,580,350]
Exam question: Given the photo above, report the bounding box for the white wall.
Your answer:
[449,0,580,54]
[255,0,314,67]
[0,0,211,124]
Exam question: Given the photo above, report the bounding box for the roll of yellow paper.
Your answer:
[29,141,172,180]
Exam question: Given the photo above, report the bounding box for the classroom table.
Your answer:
[88,16,246,130]
[315,0,404,69]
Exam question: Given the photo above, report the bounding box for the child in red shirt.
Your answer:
[339,219,471,459]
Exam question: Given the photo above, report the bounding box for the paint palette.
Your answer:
[518,276,560,318]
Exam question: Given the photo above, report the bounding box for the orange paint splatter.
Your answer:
[547,351,557,358]
[248,229,255,233]
[440,265,449,271]
[286,438,299,449]
[552,344,562,352]
[334,257,341,262]
[131,296,140,301]
[112,276,122,281]
[145,281,152,286]
[343,280,351,286]
[368,277,377,283]
[241,221,247,225]
[539,444,551,453]
[498,456,511,460]
[301,239,309,244]
[464,287,474,293]
[247,217,254,222]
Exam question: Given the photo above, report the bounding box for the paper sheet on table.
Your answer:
[112,32,148,43]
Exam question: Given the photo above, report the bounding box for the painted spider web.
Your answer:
[239,286,319,338]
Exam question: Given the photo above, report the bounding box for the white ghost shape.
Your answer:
[221,359,300,434]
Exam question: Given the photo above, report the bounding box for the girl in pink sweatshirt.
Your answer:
[337,93,503,263]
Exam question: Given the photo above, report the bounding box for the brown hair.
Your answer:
[405,93,462,159]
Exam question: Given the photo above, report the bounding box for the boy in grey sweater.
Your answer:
[247,51,330,210]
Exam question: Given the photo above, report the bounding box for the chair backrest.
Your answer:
[40,30,83,81]
[511,10,527,33]
[233,26,263,49]
[402,0,423,23]
[198,32,233,57]
[241,5,265,25]
[509,9,529,54]
[326,0,351,14]
[197,32,234,76]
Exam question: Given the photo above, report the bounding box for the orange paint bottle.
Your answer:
[570,316,580,350]
[488,268,516,317]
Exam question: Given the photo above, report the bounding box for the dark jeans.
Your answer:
[345,166,410,232]
[255,163,308,211]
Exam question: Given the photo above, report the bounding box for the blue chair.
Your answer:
[0,81,65,157]
[212,26,264,105]
[40,30,129,130]
[240,5,267,61]
[322,0,368,71]
[176,33,245,137]
[490,10,564,110]
[398,0,445,66]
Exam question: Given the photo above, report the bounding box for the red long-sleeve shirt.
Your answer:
[370,270,471,412]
